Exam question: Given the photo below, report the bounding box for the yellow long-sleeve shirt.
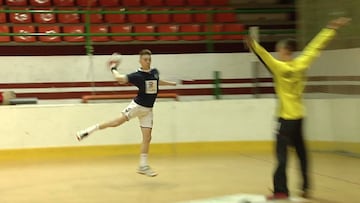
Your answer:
[251,28,336,119]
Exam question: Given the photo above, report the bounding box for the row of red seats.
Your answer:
[0,7,236,24]
[0,24,244,42]
[0,0,229,7]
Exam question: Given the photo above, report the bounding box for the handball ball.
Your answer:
[109,52,122,65]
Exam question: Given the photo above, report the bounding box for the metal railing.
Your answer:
[0,8,296,54]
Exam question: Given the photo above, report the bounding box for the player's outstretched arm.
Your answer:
[244,35,279,74]
[111,68,128,84]
[295,17,351,69]
[159,80,177,86]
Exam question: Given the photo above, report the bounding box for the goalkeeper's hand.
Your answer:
[327,17,351,30]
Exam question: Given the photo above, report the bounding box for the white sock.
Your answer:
[87,124,99,134]
[139,153,148,167]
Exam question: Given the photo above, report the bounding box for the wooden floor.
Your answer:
[0,151,359,203]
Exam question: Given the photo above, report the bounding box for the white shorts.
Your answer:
[122,100,153,128]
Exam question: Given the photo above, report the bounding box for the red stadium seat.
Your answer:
[30,0,51,6]
[180,24,204,41]
[9,7,32,23]
[13,25,36,42]
[158,24,179,41]
[110,25,132,42]
[90,25,109,42]
[81,8,103,23]
[38,25,61,42]
[134,25,156,41]
[209,0,228,6]
[0,25,10,42]
[57,8,80,23]
[223,23,244,40]
[172,8,192,23]
[150,8,170,24]
[99,0,119,6]
[63,25,85,42]
[76,0,97,6]
[164,0,184,6]
[34,8,56,23]
[143,0,163,6]
[187,0,207,6]
[0,0,3,5]
[128,8,148,24]
[6,0,27,6]
[0,7,6,23]
[53,0,75,6]
[122,0,141,6]
[104,8,126,23]
[214,8,236,23]
[194,7,212,23]
[205,24,223,40]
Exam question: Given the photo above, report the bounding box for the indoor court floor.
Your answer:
[0,151,358,203]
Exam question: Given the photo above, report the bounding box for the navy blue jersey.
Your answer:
[127,68,159,108]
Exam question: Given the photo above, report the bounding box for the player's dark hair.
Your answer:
[277,38,297,52]
[139,49,152,56]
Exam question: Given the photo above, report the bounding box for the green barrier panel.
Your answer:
[0,30,295,37]
[213,71,221,100]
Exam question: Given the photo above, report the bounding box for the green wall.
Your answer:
[297,0,360,49]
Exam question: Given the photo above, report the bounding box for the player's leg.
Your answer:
[269,118,290,199]
[76,115,128,141]
[293,119,310,197]
[139,127,152,166]
[76,101,137,141]
[137,110,157,177]
[98,115,128,129]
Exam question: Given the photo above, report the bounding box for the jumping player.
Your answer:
[245,17,351,199]
[76,49,176,177]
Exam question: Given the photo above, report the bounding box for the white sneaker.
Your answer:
[76,130,89,141]
[137,165,158,177]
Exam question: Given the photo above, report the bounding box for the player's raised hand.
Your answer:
[243,35,254,50]
[107,52,122,71]
[327,17,351,30]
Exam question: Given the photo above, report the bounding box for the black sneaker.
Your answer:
[300,190,310,199]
